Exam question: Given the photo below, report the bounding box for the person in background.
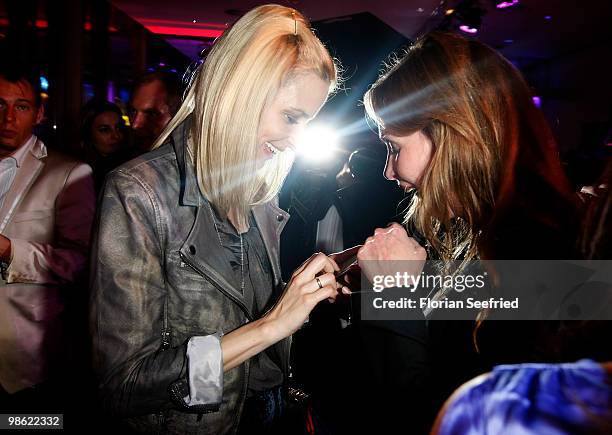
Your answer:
[90,5,344,434]
[80,98,130,192]
[128,70,182,154]
[0,62,95,412]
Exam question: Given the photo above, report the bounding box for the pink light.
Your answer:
[138,18,227,29]
[137,17,226,38]
[496,0,520,9]
[459,25,478,34]
[144,25,223,38]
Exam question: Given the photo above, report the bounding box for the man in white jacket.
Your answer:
[0,64,95,411]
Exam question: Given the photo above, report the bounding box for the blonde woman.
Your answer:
[90,5,342,434]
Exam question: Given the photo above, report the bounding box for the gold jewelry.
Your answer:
[292,11,297,35]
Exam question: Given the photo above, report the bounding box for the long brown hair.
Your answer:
[365,32,577,262]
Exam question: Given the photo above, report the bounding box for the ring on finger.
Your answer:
[316,277,323,289]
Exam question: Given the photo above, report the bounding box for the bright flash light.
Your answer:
[296,125,339,162]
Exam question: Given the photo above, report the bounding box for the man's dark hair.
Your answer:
[0,62,42,107]
[131,70,183,115]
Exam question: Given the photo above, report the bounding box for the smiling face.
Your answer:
[382,130,434,190]
[91,111,124,156]
[256,71,329,166]
[0,76,43,157]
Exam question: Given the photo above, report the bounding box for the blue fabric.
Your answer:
[237,386,284,434]
[438,359,612,434]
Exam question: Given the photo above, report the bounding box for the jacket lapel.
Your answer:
[179,204,252,317]
[171,117,290,319]
[0,138,46,233]
[253,202,291,378]
[172,117,252,317]
[252,202,289,290]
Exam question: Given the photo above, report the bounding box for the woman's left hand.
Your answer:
[357,222,427,287]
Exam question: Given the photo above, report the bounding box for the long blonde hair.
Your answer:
[365,32,576,262]
[156,4,337,228]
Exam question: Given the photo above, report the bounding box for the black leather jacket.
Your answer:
[90,118,291,434]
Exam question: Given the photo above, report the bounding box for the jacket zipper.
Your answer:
[161,293,171,349]
[179,251,253,321]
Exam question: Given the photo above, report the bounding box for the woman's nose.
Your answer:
[384,157,396,181]
[112,129,122,141]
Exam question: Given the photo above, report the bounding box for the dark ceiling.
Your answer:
[109,1,611,157]
[111,0,612,64]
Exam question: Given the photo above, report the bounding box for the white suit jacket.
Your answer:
[0,136,95,393]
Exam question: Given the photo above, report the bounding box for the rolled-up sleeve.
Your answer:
[182,334,224,407]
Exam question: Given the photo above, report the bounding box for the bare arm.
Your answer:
[221,252,341,371]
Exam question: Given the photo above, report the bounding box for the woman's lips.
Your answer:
[262,142,282,158]
[266,142,281,154]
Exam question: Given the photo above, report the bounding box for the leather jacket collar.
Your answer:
[170,116,290,317]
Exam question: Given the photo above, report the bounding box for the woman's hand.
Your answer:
[222,253,347,372]
[357,222,427,288]
[262,252,345,342]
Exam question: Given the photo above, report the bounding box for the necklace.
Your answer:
[207,202,245,293]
